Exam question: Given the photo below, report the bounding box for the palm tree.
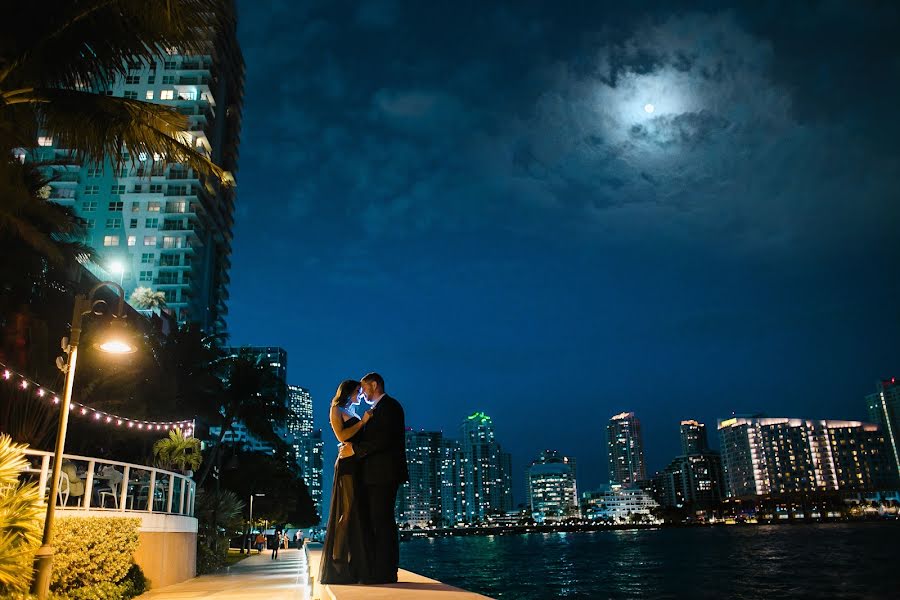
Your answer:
[129,286,167,310]
[152,427,202,473]
[0,1,235,184]
[195,349,290,488]
[0,435,44,594]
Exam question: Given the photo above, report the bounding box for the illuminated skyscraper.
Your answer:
[680,420,709,455]
[287,385,313,436]
[39,12,244,332]
[396,430,444,527]
[458,412,513,521]
[293,429,324,521]
[718,417,895,497]
[527,450,579,522]
[866,378,900,480]
[607,412,646,486]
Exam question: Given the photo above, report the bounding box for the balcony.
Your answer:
[22,448,197,587]
[22,448,195,516]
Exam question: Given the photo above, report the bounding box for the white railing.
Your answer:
[21,449,195,517]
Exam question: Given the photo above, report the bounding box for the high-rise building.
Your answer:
[607,412,646,486]
[287,385,313,436]
[866,378,900,481]
[657,420,725,510]
[660,453,725,510]
[527,450,580,522]
[293,429,324,521]
[440,438,465,526]
[457,412,513,521]
[396,430,444,527]
[40,17,244,332]
[680,419,709,455]
[718,417,896,497]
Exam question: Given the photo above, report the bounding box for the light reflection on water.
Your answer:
[399,523,900,599]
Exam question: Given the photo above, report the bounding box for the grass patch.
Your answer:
[224,549,252,567]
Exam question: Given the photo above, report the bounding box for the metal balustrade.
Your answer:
[21,449,195,517]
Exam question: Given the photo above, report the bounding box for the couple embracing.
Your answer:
[319,373,409,585]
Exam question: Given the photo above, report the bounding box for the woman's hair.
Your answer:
[331,379,360,408]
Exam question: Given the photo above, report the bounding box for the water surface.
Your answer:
[399,523,899,599]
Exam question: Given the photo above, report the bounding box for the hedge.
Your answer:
[50,517,148,599]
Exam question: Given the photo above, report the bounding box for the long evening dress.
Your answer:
[319,415,370,584]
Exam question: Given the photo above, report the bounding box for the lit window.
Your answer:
[148,202,161,212]
[145,90,154,100]
[103,235,119,246]
[160,90,174,100]
[37,136,53,147]
[127,235,136,246]
[143,236,157,246]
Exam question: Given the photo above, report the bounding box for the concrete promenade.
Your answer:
[306,543,493,600]
[137,548,309,600]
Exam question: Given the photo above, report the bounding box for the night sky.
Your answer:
[227,1,900,504]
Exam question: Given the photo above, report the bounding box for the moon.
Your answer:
[644,103,655,114]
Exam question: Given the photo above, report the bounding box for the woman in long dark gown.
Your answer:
[319,379,373,584]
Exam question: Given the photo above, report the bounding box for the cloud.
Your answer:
[235,2,900,259]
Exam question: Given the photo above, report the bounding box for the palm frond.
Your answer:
[0,1,235,91]
[7,89,229,183]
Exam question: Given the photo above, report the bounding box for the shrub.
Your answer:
[50,517,141,595]
[0,435,43,595]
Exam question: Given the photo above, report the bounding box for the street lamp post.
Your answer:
[30,282,137,600]
[246,493,265,553]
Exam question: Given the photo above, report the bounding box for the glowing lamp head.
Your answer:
[644,103,655,114]
[94,319,138,354]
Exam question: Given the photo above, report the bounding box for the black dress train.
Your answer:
[319,416,370,584]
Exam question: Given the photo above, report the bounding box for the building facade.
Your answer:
[659,452,725,510]
[292,429,324,520]
[582,486,660,523]
[680,419,709,455]
[607,412,646,486]
[527,450,580,522]
[40,20,244,332]
[866,378,900,481]
[458,412,513,521]
[287,385,314,436]
[396,430,444,527]
[718,417,896,497]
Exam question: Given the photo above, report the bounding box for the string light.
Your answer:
[0,359,195,435]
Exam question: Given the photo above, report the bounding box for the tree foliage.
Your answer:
[0,435,43,594]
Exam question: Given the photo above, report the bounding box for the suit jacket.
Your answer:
[355,394,409,485]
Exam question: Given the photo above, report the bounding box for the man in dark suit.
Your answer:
[338,372,408,584]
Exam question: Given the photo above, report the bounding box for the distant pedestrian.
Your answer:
[295,529,303,548]
[255,532,265,554]
[272,526,283,559]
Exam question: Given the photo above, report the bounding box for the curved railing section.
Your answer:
[21,448,196,517]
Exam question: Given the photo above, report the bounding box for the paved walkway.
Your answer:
[137,549,309,600]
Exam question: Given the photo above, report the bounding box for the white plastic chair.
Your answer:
[57,471,70,506]
[98,481,119,509]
